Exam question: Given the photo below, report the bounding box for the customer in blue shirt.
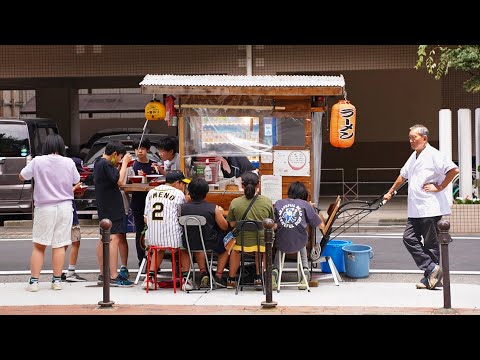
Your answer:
[273,181,324,290]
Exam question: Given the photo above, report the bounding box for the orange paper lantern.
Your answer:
[330,99,356,148]
[145,100,166,121]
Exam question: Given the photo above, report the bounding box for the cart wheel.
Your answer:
[310,243,321,262]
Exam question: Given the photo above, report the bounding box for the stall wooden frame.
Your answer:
[140,75,345,211]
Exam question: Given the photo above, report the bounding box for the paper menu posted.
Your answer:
[260,175,282,203]
[273,150,310,176]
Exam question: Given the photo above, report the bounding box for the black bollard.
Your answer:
[261,218,277,308]
[98,218,114,308]
[438,219,452,309]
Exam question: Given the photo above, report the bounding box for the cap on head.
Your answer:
[165,170,191,184]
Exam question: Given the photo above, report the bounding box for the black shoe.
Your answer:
[61,272,67,281]
[213,274,227,289]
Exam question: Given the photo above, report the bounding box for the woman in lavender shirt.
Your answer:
[20,134,80,292]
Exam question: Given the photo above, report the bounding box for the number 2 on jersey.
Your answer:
[152,202,164,221]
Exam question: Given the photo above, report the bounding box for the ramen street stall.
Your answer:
[139,74,346,211]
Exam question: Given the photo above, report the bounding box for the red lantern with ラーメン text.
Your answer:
[330,99,356,148]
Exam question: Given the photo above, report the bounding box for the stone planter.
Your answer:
[444,204,480,233]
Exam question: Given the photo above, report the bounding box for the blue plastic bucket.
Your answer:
[342,244,374,278]
[320,240,352,273]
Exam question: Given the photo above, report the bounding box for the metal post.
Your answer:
[438,219,452,309]
[261,218,277,308]
[98,218,114,308]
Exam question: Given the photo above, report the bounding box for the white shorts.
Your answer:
[32,202,73,248]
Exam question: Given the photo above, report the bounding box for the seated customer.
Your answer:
[273,181,325,290]
[142,170,192,291]
[180,177,230,288]
[226,172,274,289]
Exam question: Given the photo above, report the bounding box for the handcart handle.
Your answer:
[381,180,408,205]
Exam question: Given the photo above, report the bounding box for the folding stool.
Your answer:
[179,215,215,293]
[277,250,310,292]
[235,220,264,295]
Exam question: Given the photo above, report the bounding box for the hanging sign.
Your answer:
[330,99,356,148]
[145,100,166,121]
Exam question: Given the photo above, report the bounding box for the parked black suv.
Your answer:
[0,117,59,215]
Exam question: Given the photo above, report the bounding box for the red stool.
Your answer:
[145,246,182,293]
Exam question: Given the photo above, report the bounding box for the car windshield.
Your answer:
[84,142,162,167]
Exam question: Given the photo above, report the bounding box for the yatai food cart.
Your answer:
[139,74,347,211]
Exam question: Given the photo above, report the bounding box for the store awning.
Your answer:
[140,74,345,96]
[21,93,152,114]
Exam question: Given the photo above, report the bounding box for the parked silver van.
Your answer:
[0,118,59,214]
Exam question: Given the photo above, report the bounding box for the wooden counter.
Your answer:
[206,190,244,212]
[121,184,242,212]
[120,182,164,192]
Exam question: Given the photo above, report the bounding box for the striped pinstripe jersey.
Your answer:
[144,184,185,247]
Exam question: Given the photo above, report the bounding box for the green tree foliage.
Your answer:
[415,45,480,93]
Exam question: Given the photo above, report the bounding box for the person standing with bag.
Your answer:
[226,172,274,289]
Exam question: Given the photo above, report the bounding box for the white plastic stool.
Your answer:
[277,250,310,292]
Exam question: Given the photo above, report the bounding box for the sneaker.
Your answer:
[417,276,443,289]
[427,264,443,290]
[213,274,227,289]
[66,272,87,282]
[51,281,62,290]
[119,266,130,279]
[97,274,104,286]
[114,275,134,287]
[200,272,210,288]
[226,277,237,289]
[26,281,39,292]
[141,278,155,290]
[416,277,429,289]
[254,277,263,291]
[272,268,279,291]
[61,272,67,281]
[182,277,193,291]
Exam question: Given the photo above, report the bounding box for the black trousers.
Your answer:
[132,209,146,265]
[403,216,442,276]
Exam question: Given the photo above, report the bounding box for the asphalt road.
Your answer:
[1,231,479,272]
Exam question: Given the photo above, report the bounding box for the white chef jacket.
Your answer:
[400,143,458,218]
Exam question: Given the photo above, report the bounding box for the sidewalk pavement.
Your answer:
[3,197,478,315]
[1,271,479,315]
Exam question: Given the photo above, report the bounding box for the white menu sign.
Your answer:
[273,150,310,176]
[261,175,282,203]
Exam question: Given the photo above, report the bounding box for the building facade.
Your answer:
[0,45,477,189]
